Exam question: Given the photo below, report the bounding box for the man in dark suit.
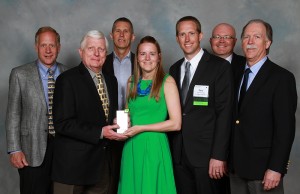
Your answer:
[209,23,246,194]
[52,30,127,194]
[102,17,135,189]
[103,17,135,110]
[229,19,297,194]
[210,23,246,76]
[169,16,234,194]
[6,26,67,194]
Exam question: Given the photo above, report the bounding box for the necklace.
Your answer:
[137,78,152,96]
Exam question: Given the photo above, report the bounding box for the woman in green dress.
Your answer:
[118,36,181,194]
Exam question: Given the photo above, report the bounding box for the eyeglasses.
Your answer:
[212,35,235,40]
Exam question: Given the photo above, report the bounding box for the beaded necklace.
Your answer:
[137,78,152,96]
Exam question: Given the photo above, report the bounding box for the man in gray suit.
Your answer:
[6,26,67,194]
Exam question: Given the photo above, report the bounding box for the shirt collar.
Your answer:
[37,60,58,76]
[246,56,268,76]
[86,66,102,78]
[113,51,131,61]
[225,54,233,63]
[183,48,204,68]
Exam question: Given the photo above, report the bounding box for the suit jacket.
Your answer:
[230,58,297,180]
[102,52,135,75]
[231,52,246,77]
[169,49,234,167]
[5,61,67,167]
[52,63,118,185]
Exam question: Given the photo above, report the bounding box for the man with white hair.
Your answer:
[52,30,127,194]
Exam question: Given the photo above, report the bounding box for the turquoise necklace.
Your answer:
[137,78,152,96]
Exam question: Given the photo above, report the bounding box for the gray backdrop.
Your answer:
[0,0,299,193]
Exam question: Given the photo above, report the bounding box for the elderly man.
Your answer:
[52,30,127,194]
[229,19,297,194]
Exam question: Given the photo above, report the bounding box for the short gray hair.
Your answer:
[80,30,109,50]
[241,19,273,54]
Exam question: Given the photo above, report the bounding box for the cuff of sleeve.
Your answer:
[100,127,104,139]
[8,150,21,154]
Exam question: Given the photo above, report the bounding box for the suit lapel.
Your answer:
[79,63,117,123]
[103,73,115,122]
[130,52,135,74]
[172,59,184,106]
[234,61,245,112]
[184,51,210,109]
[31,62,47,108]
[78,63,105,117]
[239,59,272,111]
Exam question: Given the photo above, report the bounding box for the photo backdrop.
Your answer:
[0,0,299,193]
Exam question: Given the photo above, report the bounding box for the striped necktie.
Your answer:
[96,73,109,122]
[48,69,55,136]
[181,61,191,104]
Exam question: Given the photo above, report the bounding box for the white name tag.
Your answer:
[193,85,209,98]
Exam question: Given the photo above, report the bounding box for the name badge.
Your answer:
[193,85,209,106]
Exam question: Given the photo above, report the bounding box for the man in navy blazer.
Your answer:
[229,19,297,194]
[169,16,234,194]
[52,30,127,194]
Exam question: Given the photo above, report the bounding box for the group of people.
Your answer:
[5,16,297,194]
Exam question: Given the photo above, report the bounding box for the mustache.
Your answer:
[246,45,257,49]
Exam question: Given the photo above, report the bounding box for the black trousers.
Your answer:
[18,137,54,194]
[173,148,230,194]
[230,173,283,194]
[53,141,123,194]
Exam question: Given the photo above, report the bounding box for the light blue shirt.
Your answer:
[113,51,132,110]
[10,61,60,154]
[38,60,60,109]
[239,56,268,99]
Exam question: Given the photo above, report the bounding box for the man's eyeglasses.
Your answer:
[211,35,235,40]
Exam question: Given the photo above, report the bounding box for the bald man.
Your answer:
[209,23,246,194]
[210,23,245,77]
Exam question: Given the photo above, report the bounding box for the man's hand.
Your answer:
[10,152,28,169]
[209,158,227,179]
[102,124,128,141]
[262,169,281,190]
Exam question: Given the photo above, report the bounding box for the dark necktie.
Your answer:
[181,61,191,104]
[238,68,251,110]
[96,73,109,122]
[48,69,55,136]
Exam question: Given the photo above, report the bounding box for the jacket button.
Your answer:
[236,120,240,124]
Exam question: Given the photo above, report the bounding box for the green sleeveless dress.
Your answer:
[118,75,177,194]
